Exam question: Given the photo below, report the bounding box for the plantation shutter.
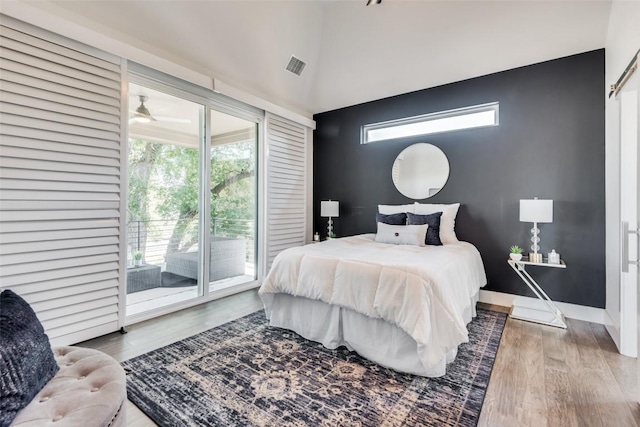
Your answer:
[265,114,308,270]
[0,20,123,346]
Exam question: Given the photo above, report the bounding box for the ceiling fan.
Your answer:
[129,95,191,124]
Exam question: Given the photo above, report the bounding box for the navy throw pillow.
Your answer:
[0,290,59,427]
[407,212,443,246]
[376,212,407,226]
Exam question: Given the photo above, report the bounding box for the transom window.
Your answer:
[361,102,499,144]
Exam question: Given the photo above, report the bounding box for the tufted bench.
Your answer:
[9,346,127,427]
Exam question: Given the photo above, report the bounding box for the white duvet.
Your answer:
[260,234,487,371]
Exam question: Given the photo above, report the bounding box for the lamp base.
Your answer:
[528,252,543,263]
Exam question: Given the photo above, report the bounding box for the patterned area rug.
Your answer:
[122,308,506,426]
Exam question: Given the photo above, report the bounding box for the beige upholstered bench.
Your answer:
[9,346,127,427]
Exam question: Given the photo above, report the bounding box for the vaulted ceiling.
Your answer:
[31,0,612,115]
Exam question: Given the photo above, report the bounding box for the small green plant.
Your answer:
[509,245,523,254]
[133,251,143,261]
[329,232,336,238]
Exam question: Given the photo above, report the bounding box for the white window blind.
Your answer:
[265,114,308,270]
[0,21,123,346]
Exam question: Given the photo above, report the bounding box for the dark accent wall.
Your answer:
[313,49,605,308]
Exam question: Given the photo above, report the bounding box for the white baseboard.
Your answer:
[604,310,621,352]
[478,289,606,325]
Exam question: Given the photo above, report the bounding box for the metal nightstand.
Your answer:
[507,257,567,328]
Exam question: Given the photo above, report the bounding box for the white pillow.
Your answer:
[414,202,460,244]
[374,222,428,246]
[378,204,415,215]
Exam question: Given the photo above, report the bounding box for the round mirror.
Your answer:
[392,143,450,199]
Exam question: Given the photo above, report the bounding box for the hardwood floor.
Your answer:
[477,303,640,427]
[79,291,640,427]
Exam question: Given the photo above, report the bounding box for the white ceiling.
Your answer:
[38,0,612,115]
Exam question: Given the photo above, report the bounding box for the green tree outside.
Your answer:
[127,137,256,262]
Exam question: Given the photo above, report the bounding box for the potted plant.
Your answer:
[133,251,143,267]
[509,245,524,261]
[326,232,336,240]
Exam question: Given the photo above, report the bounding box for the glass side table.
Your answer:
[507,257,567,329]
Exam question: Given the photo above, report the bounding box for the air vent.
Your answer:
[286,56,306,76]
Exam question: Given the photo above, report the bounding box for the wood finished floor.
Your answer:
[79,291,640,427]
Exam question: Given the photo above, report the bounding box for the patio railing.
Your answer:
[127,218,255,266]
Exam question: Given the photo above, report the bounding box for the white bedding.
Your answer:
[259,234,487,374]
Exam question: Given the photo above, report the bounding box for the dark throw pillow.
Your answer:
[407,212,443,246]
[0,290,59,427]
[376,212,407,226]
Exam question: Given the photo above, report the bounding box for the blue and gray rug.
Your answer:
[122,308,506,426]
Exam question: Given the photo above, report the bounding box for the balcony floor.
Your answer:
[126,264,255,317]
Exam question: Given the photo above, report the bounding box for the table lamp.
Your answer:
[519,198,553,263]
[320,200,339,239]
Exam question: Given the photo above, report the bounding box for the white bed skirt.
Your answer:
[267,292,479,377]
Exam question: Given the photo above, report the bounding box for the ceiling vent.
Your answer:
[286,56,306,76]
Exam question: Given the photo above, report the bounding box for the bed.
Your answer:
[259,231,487,377]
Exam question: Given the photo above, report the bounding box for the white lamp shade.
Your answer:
[519,199,553,223]
[321,200,339,217]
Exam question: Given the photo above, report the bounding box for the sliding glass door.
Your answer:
[126,83,205,316]
[125,78,260,320]
[208,111,258,292]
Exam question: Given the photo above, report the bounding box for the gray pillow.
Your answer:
[376,212,407,225]
[375,223,428,246]
[0,290,59,427]
[407,212,443,246]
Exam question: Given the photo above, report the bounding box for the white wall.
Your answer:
[604,0,640,351]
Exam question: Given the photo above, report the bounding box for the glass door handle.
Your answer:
[622,221,639,273]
